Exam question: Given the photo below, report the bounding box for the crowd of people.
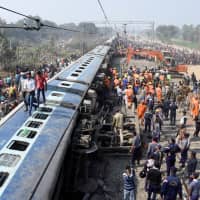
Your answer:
[0,63,60,119]
[106,60,200,199]
[131,41,200,65]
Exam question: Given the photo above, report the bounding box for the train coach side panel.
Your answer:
[0,107,76,200]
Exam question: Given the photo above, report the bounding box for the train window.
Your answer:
[80,67,85,69]
[71,73,79,77]
[75,70,82,73]
[25,121,43,128]
[37,107,53,113]
[7,140,29,151]
[51,92,64,97]
[17,129,37,138]
[0,154,20,167]
[0,172,9,187]
[82,64,87,66]
[32,113,48,120]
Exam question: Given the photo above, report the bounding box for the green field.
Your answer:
[170,39,200,50]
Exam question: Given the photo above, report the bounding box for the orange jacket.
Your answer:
[192,99,199,118]
[137,103,147,119]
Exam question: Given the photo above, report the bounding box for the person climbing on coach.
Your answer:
[35,70,47,107]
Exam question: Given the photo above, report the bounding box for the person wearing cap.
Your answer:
[161,167,183,200]
[24,72,35,116]
[188,172,200,200]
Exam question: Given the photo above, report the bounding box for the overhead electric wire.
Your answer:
[0,25,24,29]
[0,5,96,34]
[97,0,110,25]
[0,6,38,21]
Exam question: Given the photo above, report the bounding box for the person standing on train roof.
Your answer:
[35,70,47,107]
[24,72,35,116]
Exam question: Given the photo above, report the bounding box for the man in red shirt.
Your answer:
[35,71,47,107]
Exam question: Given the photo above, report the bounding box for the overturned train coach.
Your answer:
[0,45,111,200]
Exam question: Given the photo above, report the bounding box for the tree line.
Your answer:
[0,17,113,71]
[156,24,200,44]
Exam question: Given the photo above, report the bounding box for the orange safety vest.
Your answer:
[192,99,199,118]
[137,103,147,119]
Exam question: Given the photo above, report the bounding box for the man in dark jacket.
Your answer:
[146,162,162,200]
[161,167,182,200]
[169,100,178,125]
[194,111,200,137]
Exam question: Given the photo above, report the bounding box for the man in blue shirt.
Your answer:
[122,165,136,200]
[188,172,200,200]
[161,167,182,200]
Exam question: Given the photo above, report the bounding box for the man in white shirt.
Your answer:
[24,72,35,116]
[18,72,28,111]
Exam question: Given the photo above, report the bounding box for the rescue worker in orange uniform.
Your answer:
[137,101,147,125]
[192,97,199,119]
[156,86,162,102]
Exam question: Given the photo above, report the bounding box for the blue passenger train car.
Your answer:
[0,45,110,200]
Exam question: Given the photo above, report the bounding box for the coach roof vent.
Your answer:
[75,70,82,73]
[0,172,9,187]
[59,82,71,87]
[71,73,79,77]
[37,107,53,113]
[0,154,20,167]
[32,113,49,120]
[17,129,37,138]
[25,121,43,128]
[7,140,29,151]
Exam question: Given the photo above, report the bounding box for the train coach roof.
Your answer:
[0,106,76,200]
[87,45,110,56]
[47,79,88,97]
[57,54,105,85]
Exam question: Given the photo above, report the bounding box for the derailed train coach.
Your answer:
[0,45,111,200]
